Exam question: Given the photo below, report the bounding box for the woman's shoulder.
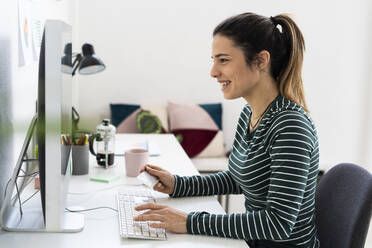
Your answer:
[267,95,318,137]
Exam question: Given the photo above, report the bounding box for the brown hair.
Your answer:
[213,13,309,113]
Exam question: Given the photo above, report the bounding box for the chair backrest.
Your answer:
[315,163,372,248]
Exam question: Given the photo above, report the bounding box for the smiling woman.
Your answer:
[135,12,319,248]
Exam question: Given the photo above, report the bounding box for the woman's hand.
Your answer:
[133,203,188,234]
[139,164,175,195]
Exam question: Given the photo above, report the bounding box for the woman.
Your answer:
[134,12,320,248]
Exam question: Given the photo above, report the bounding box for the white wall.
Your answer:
[75,0,372,171]
[12,0,74,134]
[362,0,372,172]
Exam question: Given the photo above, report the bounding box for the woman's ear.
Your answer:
[255,50,271,71]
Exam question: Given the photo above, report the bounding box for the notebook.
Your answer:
[115,140,161,157]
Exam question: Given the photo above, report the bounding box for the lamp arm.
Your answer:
[72,54,82,76]
[72,106,80,122]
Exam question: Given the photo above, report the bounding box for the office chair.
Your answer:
[315,163,372,248]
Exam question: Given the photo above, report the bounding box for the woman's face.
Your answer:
[210,34,260,100]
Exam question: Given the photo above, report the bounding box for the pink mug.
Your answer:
[125,148,149,177]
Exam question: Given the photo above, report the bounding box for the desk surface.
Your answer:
[0,134,245,247]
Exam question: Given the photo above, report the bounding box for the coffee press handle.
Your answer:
[88,133,101,156]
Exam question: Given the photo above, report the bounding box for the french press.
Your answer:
[89,119,116,168]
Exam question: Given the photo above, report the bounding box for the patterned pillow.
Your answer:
[167,101,224,158]
[110,103,168,133]
[136,110,163,134]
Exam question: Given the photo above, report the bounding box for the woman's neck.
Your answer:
[244,77,279,120]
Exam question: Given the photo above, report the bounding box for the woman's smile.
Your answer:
[219,80,232,91]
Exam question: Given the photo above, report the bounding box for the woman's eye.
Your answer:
[219,58,229,63]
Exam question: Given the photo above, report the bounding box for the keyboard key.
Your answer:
[150,230,157,237]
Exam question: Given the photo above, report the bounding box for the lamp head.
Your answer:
[79,43,105,75]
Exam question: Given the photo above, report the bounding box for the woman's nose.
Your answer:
[210,63,219,78]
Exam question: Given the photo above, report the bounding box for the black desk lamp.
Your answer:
[61,43,105,76]
[61,43,105,136]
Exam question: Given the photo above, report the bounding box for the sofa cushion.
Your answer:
[110,103,168,133]
[167,101,225,158]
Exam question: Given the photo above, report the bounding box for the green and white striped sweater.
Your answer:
[171,95,320,248]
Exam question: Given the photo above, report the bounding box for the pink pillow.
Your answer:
[167,102,224,158]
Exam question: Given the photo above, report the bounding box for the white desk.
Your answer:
[0,134,245,248]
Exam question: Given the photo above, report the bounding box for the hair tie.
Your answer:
[270,16,278,26]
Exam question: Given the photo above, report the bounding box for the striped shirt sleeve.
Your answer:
[170,170,242,198]
[186,113,313,240]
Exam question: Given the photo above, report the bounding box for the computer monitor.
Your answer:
[0,20,84,232]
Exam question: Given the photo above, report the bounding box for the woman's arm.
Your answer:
[171,170,242,198]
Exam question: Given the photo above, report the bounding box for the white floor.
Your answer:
[224,194,372,247]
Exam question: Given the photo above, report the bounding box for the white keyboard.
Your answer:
[117,189,167,240]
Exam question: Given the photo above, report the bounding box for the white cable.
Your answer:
[65,206,118,213]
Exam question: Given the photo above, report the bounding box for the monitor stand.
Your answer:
[2,205,84,232]
[0,115,84,233]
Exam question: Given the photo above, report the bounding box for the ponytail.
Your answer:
[213,13,309,113]
[274,14,308,113]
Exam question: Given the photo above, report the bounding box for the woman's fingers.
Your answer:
[145,166,165,178]
[148,222,166,229]
[132,205,188,234]
[133,214,164,222]
[134,202,167,211]
[153,182,165,191]
[141,164,165,178]
[145,164,165,171]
